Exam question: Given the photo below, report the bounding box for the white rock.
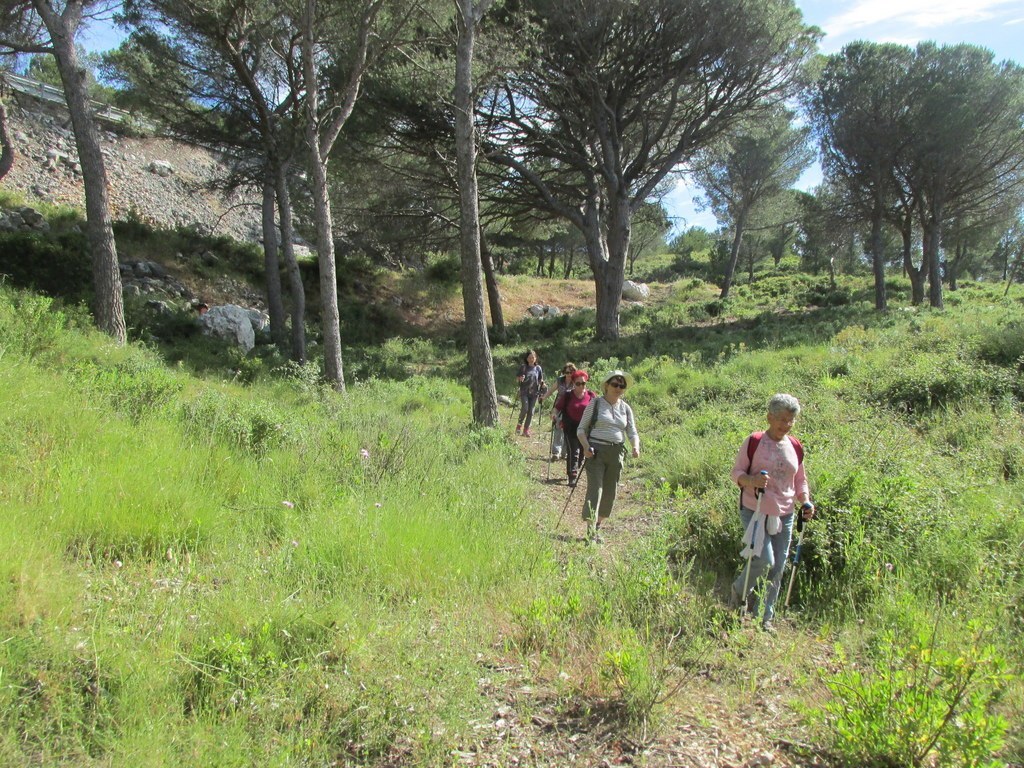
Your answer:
[200,304,256,352]
[622,280,650,301]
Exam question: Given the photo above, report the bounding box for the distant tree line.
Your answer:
[2,1,1024,413]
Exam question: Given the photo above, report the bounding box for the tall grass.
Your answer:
[3,273,1024,765]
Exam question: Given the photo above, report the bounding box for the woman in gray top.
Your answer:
[577,370,640,543]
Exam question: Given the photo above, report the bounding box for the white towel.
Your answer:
[740,510,781,560]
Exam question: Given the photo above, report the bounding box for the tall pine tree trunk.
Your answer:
[261,175,287,348]
[302,0,344,390]
[455,0,498,425]
[720,207,748,300]
[0,102,15,181]
[869,202,887,311]
[924,212,944,309]
[44,5,125,343]
[276,163,306,363]
[480,231,505,340]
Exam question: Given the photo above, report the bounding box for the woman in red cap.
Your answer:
[552,370,595,485]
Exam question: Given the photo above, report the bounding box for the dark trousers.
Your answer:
[563,417,583,479]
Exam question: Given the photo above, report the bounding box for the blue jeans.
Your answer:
[732,508,794,623]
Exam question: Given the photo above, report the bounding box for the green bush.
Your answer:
[179,390,290,456]
[424,253,461,284]
[68,353,183,421]
[816,627,1009,768]
[0,289,70,361]
[0,231,92,303]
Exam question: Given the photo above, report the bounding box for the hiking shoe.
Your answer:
[515,425,522,435]
[761,619,777,634]
[523,428,532,437]
[592,528,605,543]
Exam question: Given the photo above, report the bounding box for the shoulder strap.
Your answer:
[745,431,764,474]
[788,435,804,465]
[586,395,603,435]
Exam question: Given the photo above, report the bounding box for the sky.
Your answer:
[665,0,1024,234]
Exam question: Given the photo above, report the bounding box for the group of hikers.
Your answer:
[512,349,815,632]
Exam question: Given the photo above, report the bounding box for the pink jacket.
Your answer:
[731,434,809,517]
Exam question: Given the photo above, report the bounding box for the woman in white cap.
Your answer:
[576,370,640,543]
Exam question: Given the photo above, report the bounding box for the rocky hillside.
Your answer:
[2,102,262,244]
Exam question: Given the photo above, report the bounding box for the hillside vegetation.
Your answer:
[1,234,1023,766]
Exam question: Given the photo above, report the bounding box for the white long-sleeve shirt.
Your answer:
[578,396,639,448]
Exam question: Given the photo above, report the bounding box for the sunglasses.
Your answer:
[608,381,627,389]
[573,382,586,387]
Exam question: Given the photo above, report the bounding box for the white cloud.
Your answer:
[1005,16,1024,25]
[824,0,1020,37]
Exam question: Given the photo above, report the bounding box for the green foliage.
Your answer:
[179,389,291,456]
[0,231,92,303]
[817,627,1009,767]
[67,351,183,421]
[0,290,71,361]
[423,252,461,284]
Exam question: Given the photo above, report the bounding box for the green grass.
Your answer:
[2,272,1024,765]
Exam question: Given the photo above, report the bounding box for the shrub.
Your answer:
[816,627,1009,768]
[179,390,289,456]
[68,353,183,421]
[0,231,92,303]
[424,253,461,284]
[0,289,69,360]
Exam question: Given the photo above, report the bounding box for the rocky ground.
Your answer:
[2,102,262,244]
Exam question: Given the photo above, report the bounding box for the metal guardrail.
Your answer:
[3,72,147,129]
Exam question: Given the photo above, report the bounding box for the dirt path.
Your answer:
[449,419,834,768]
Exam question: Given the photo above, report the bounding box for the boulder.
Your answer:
[200,304,256,353]
[622,280,650,301]
[245,308,270,333]
[527,304,562,319]
[148,160,175,177]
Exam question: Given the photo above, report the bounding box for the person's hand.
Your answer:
[801,501,815,520]
[632,446,640,458]
[751,472,769,490]
[585,445,595,456]
[517,375,524,383]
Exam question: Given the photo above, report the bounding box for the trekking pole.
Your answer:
[554,456,587,533]
[741,471,769,617]
[546,421,555,482]
[784,503,813,608]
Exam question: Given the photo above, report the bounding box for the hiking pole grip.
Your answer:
[754,470,768,498]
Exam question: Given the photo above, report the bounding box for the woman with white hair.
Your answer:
[730,393,815,632]
[577,370,640,543]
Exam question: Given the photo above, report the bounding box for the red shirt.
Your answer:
[556,389,595,423]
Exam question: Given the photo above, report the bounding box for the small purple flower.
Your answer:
[282,500,295,508]
[291,540,299,548]
[885,563,894,572]
[360,449,371,459]
[374,503,382,508]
